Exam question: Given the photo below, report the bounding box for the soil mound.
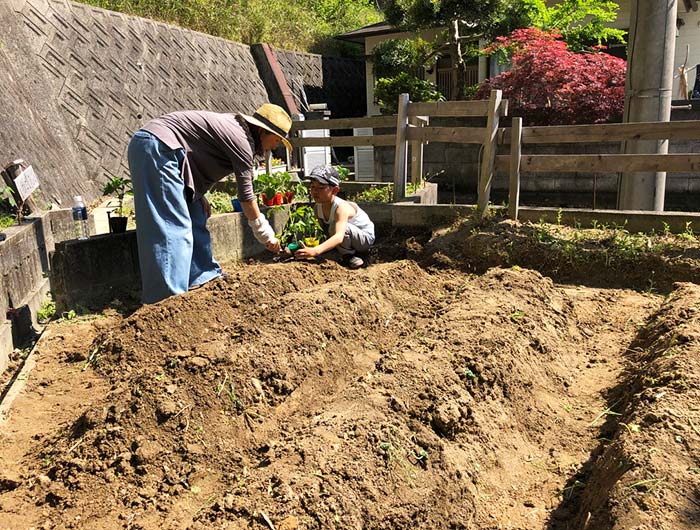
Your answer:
[419,217,700,292]
[1,219,698,530]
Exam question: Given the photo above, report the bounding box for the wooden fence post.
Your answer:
[477,89,502,219]
[393,93,410,201]
[508,117,522,220]
[409,116,426,186]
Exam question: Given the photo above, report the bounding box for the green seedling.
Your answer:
[508,310,525,321]
[588,399,622,426]
[627,477,665,493]
[561,480,585,500]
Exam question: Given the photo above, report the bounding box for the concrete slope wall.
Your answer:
[2,0,269,206]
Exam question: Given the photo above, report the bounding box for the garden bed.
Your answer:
[0,218,698,530]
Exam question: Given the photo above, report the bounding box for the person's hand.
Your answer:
[294,243,318,259]
[201,196,211,218]
[266,237,280,253]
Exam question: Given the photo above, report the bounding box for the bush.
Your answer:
[351,185,392,203]
[205,191,235,214]
[476,28,626,125]
[375,73,444,115]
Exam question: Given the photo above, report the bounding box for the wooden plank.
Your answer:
[508,117,522,220]
[290,135,396,148]
[291,115,397,132]
[477,90,502,219]
[518,153,700,172]
[407,99,497,117]
[406,126,486,144]
[393,93,410,201]
[519,120,700,144]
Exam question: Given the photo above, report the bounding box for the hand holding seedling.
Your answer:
[294,242,320,259]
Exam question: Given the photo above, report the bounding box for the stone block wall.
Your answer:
[2,0,269,206]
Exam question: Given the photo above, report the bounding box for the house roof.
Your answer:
[335,21,398,44]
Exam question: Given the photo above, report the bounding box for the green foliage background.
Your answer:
[79,0,382,55]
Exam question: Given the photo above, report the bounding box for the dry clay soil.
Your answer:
[1,221,699,530]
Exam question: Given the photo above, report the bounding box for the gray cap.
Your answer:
[308,165,340,187]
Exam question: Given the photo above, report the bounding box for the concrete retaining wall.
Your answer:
[49,208,289,314]
[2,0,269,207]
[0,210,74,373]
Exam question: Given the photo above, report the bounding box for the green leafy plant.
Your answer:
[278,204,325,247]
[102,176,133,216]
[205,190,235,214]
[0,185,17,210]
[406,179,424,196]
[253,172,284,204]
[351,185,392,203]
[336,165,350,181]
[375,73,444,115]
[37,299,56,324]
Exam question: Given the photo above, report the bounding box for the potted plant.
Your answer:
[278,204,325,254]
[253,173,283,207]
[102,176,133,233]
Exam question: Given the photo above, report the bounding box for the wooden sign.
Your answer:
[2,159,39,202]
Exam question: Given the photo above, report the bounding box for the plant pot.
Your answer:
[284,191,294,204]
[287,241,301,253]
[231,198,243,212]
[108,216,128,234]
[273,192,283,206]
[261,194,275,207]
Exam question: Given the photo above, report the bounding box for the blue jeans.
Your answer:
[128,130,221,304]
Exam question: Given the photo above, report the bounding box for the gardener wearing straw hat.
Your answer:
[128,103,292,304]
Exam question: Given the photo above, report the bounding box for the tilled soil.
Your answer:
[0,219,699,530]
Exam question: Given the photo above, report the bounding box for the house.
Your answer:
[337,1,700,116]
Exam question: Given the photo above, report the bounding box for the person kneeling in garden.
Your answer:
[294,165,375,269]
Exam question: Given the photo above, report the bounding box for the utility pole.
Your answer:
[618,0,677,211]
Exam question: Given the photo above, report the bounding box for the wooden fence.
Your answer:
[289,90,507,203]
[291,92,700,220]
[498,119,700,220]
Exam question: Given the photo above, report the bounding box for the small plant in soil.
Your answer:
[277,204,325,250]
[0,185,19,226]
[37,299,56,324]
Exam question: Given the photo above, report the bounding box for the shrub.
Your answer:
[205,191,235,214]
[375,73,444,115]
[351,185,392,203]
[476,28,626,125]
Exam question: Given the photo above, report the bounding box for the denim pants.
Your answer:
[128,130,221,304]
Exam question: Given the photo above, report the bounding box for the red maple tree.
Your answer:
[476,28,626,125]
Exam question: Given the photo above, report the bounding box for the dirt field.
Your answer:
[1,218,699,530]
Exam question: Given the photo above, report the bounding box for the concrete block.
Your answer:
[0,321,13,376]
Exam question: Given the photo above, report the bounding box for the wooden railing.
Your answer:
[289,90,507,209]
[496,119,700,219]
[291,93,700,220]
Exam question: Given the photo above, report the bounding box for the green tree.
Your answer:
[382,0,501,99]
[374,72,444,114]
[490,0,625,52]
[80,0,382,55]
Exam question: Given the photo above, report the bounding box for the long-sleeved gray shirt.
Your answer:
[141,111,256,202]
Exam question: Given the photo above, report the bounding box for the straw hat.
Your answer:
[240,103,292,152]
